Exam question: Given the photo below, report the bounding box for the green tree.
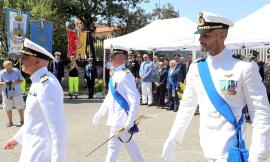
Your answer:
[151,3,179,20]
[53,0,148,60]
[115,8,150,36]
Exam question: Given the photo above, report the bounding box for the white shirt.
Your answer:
[168,47,270,161]
[96,64,140,128]
[13,67,67,162]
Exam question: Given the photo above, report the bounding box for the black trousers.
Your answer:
[105,69,110,90]
[86,79,95,98]
[168,88,179,111]
[155,84,166,107]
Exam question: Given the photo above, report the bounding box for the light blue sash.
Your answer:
[168,69,176,93]
[109,78,139,134]
[198,60,248,162]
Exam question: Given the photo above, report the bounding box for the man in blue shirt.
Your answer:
[139,54,154,106]
[0,61,24,127]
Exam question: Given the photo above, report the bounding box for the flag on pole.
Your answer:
[6,8,30,56]
[68,30,77,57]
[76,31,87,59]
[30,20,53,53]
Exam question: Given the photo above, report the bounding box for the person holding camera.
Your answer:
[0,61,24,127]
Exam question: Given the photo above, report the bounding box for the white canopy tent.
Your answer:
[226,4,270,49]
[104,17,199,51]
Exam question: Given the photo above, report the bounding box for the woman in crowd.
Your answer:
[68,56,79,99]
[155,62,168,109]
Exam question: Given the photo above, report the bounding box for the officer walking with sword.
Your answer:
[92,49,145,162]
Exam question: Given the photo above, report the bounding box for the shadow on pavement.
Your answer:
[64,97,104,104]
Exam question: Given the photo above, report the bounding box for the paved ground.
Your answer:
[0,95,253,162]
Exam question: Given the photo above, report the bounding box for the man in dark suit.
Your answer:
[48,52,65,84]
[125,53,140,78]
[250,50,265,80]
[167,60,181,112]
[84,58,97,99]
[174,54,186,83]
[155,62,168,109]
[187,53,193,72]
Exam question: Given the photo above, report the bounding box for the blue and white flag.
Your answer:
[30,20,53,53]
[6,8,30,56]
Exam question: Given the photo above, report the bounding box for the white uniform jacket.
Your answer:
[96,64,140,128]
[168,48,270,161]
[13,67,67,162]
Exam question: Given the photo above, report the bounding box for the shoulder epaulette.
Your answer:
[40,74,49,83]
[232,54,253,62]
[195,57,206,63]
[122,67,130,73]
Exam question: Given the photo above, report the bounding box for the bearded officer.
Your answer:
[3,38,67,162]
[162,12,270,162]
[92,49,145,162]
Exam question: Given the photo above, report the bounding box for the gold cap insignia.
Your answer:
[198,12,205,27]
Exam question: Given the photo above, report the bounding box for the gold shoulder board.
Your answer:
[40,74,49,83]
[123,68,130,73]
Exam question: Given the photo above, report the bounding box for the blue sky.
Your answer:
[141,0,270,22]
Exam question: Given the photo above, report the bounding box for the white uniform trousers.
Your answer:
[141,82,152,104]
[105,127,145,162]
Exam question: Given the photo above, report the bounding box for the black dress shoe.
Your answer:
[141,103,147,105]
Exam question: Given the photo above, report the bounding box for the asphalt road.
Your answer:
[0,95,254,162]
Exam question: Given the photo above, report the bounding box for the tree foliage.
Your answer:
[151,3,179,20]
[53,0,148,59]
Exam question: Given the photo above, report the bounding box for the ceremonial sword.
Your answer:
[81,115,155,160]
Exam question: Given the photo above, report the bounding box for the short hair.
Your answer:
[174,54,181,58]
[143,54,149,57]
[3,61,13,67]
[169,60,177,65]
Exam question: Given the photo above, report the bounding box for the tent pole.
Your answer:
[241,47,245,56]
[103,48,106,84]
[192,47,196,60]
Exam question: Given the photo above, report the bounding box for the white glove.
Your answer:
[124,120,133,130]
[61,77,64,82]
[92,113,100,125]
[162,137,177,160]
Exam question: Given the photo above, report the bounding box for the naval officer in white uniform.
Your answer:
[162,12,270,162]
[92,49,145,162]
[3,38,67,162]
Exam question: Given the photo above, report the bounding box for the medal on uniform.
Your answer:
[219,79,227,94]
[227,80,237,95]
[220,79,237,95]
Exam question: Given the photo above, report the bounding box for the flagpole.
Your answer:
[103,48,106,84]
